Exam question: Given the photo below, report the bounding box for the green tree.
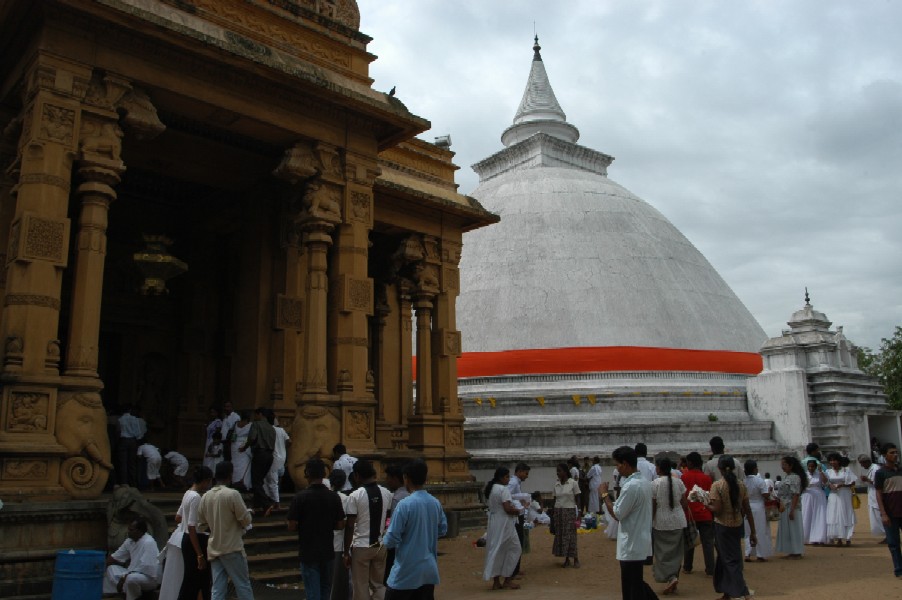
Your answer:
[859,326,902,410]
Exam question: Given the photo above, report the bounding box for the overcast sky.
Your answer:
[358,0,902,351]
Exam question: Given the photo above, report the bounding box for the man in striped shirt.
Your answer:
[876,443,902,578]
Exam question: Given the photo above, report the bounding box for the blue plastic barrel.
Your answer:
[52,549,106,600]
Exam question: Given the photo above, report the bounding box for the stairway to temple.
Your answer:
[4,487,483,600]
[462,371,793,473]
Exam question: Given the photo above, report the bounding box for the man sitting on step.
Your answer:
[103,518,161,600]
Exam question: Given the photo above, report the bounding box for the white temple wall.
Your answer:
[746,369,811,454]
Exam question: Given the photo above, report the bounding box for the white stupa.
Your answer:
[457,38,783,474]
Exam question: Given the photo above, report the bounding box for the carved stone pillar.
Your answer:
[0,55,91,498]
[301,220,335,398]
[65,126,124,377]
[433,237,470,481]
[406,238,444,475]
[330,152,377,456]
[398,285,414,423]
[413,294,434,415]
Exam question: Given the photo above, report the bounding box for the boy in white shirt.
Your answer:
[136,443,162,490]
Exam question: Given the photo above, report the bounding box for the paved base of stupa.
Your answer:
[462,370,791,479]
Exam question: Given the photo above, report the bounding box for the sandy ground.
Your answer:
[434,504,900,599]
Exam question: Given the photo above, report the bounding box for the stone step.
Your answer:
[465,410,752,427]
[463,395,750,417]
[464,420,774,450]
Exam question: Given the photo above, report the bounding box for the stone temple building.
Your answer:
[0,1,494,594]
[748,294,901,460]
[457,39,788,479]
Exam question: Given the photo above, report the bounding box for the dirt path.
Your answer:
[435,505,899,599]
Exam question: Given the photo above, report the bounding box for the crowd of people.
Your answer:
[103,438,446,600]
[102,404,902,600]
[481,436,902,600]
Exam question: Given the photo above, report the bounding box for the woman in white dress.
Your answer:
[158,466,213,600]
[825,453,856,546]
[483,467,522,590]
[801,459,828,545]
[587,457,604,514]
[742,460,773,561]
[229,412,252,490]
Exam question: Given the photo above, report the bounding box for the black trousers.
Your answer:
[619,560,659,600]
[512,514,525,576]
[683,520,715,575]
[250,448,274,510]
[116,437,138,487]
[384,584,434,600]
[178,532,211,600]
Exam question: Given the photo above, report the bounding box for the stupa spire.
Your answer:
[501,36,580,147]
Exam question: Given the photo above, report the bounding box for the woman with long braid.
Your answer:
[708,455,756,600]
[652,457,687,595]
[483,467,522,590]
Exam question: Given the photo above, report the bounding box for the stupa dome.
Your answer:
[457,38,767,378]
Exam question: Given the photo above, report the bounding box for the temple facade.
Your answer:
[0,0,495,507]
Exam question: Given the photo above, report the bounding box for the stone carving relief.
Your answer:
[441,240,463,266]
[287,405,340,488]
[107,486,168,551]
[79,119,123,163]
[274,294,303,330]
[442,330,462,357]
[178,0,355,66]
[348,190,371,225]
[347,409,371,440]
[4,336,23,369]
[348,277,372,313]
[413,263,440,295]
[302,180,342,223]
[39,103,76,147]
[443,266,460,291]
[24,215,67,263]
[5,213,70,266]
[447,460,466,472]
[365,369,375,393]
[45,339,61,370]
[57,392,113,497]
[448,426,462,447]
[117,88,166,140]
[2,459,49,480]
[6,391,49,432]
[337,369,352,392]
[4,294,61,310]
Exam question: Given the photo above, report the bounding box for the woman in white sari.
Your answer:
[229,411,252,490]
[801,459,828,544]
[742,460,773,561]
[483,467,522,590]
[158,466,213,600]
[825,453,856,545]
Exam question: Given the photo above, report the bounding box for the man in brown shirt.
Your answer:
[198,461,254,600]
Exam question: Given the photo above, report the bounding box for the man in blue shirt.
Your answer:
[382,459,448,600]
[600,446,658,600]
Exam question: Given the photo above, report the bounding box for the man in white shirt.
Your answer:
[635,443,657,482]
[343,459,393,600]
[103,518,161,600]
[333,443,358,492]
[587,457,604,514]
[600,446,657,600]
